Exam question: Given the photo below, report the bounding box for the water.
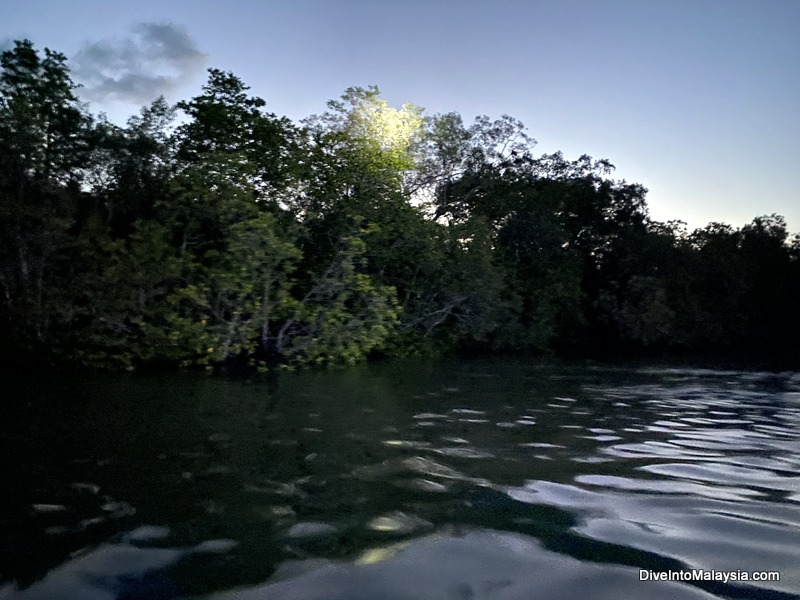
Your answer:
[1,360,799,599]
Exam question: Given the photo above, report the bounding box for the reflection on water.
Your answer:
[1,361,799,599]
[209,530,717,600]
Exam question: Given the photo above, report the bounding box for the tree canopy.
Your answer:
[1,39,798,371]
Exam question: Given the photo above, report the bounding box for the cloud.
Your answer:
[73,23,208,104]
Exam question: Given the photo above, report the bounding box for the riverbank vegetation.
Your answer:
[2,40,798,370]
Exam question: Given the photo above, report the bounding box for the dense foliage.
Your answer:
[2,40,798,370]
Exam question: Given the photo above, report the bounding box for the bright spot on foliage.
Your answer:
[353,102,421,152]
[339,87,424,168]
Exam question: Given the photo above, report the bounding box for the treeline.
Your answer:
[1,40,798,370]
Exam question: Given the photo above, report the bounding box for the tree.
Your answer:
[0,40,95,352]
[0,40,92,185]
[89,97,177,234]
[738,215,793,348]
[273,235,400,366]
[304,85,424,172]
[199,212,301,365]
[175,68,300,203]
[297,88,510,353]
[4,36,797,369]
[415,112,537,222]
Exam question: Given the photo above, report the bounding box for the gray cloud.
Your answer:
[73,23,207,104]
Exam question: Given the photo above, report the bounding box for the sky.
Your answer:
[2,0,798,233]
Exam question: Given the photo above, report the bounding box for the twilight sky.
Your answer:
[3,0,799,233]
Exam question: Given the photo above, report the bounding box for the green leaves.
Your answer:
[275,236,400,366]
[176,69,300,196]
[2,38,798,370]
[0,40,92,184]
[0,40,96,357]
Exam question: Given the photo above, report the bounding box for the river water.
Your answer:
[1,360,799,599]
